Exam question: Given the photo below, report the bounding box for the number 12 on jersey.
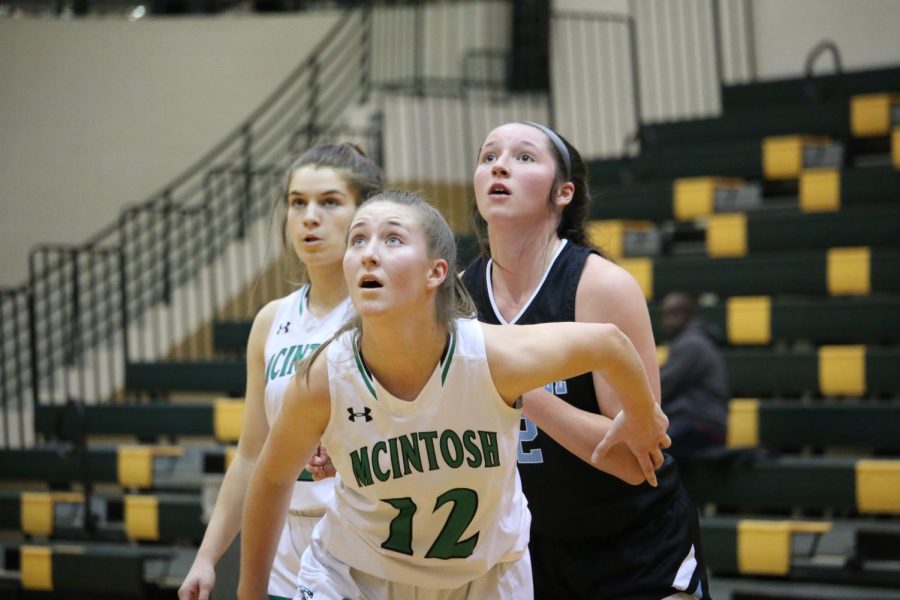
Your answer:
[381,488,479,559]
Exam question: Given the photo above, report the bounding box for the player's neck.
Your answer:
[305,263,348,317]
[488,228,561,307]
[358,316,448,402]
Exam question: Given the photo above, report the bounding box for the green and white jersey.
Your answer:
[264,284,352,513]
[318,317,530,589]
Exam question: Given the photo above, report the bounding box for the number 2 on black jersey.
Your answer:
[517,416,544,463]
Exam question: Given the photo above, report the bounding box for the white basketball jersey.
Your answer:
[317,318,531,589]
[264,284,352,512]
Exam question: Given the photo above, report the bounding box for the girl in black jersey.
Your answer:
[462,122,710,600]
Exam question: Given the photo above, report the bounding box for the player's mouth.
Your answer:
[359,275,383,289]
[488,183,511,198]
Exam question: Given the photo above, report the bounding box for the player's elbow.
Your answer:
[595,323,631,358]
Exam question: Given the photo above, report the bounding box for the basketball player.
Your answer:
[179,144,383,600]
[463,122,710,599]
[237,190,669,600]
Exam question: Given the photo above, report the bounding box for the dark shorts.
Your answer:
[529,488,709,600]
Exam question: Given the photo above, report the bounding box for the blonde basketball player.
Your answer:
[238,190,669,600]
[179,144,382,600]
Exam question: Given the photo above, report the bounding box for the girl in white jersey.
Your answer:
[178,144,383,600]
[238,190,670,600]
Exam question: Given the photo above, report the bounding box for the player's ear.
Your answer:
[555,181,574,208]
[426,258,449,290]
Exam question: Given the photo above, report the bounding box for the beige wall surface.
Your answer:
[753,0,900,77]
[5,2,900,286]
[555,0,900,79]
[0,12,339,286]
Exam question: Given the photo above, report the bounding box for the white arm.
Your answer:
[237,356,331,599]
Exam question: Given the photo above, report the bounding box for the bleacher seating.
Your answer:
[0,540,190,598]
[0,490,205,544]
[722,346,899,397]
[720,66,900,111]
[726,399,900,451]
[213,320,253,354]
[649,296,900,345]
[0,445,225,489]
[639,102,850,148]
[125,360,245,396]
[0,13,897,595]
[583,63,900,599]
[35,400,244,442]
[620,248,900,299]
[593,165,900,220]
[680,457,900,515]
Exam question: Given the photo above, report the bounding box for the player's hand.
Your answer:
[305,444,336,481]
[178,556,215,600]
[591,405,670,487]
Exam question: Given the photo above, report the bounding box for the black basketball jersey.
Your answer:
[463,239,681,540]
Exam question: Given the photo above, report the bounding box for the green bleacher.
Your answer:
[587,62,900,598]
[0,540,187,598]
[639,102,850,148]
[679,456,900,515]
[720,66,900,111]
[35,401,243,442]
[0,445,225,488]
[623,248,900,298]
[726,400,900,451]
[593,165,900,221]
[0,490,205,544]
[649,297,900,345]
[124,360,245,396]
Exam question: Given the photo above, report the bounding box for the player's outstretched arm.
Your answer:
[483,321,668,486]
[522,389,652,485]
[237,356,331,600]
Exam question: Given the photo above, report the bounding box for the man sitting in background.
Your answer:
[660,292,730,461]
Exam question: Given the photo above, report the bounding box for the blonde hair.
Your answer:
[297,190,475,382]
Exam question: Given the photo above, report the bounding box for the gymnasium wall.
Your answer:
[0,12,339,286]
[753,0,900,77]
[555,0,900,79]
[550,0,900,158]
[4,0,900,285]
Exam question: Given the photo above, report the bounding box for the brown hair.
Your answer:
[276,143,384,278]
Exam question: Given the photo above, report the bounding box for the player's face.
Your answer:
[344,202,438,319]
[474,123,560,226]
[286,166,357,268]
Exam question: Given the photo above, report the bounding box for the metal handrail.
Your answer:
[10,9,371,446]
[803,39,845,103]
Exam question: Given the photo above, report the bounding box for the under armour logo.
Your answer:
[347,407,373,422]
[297,586,314,600]
[277,322,291,334]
